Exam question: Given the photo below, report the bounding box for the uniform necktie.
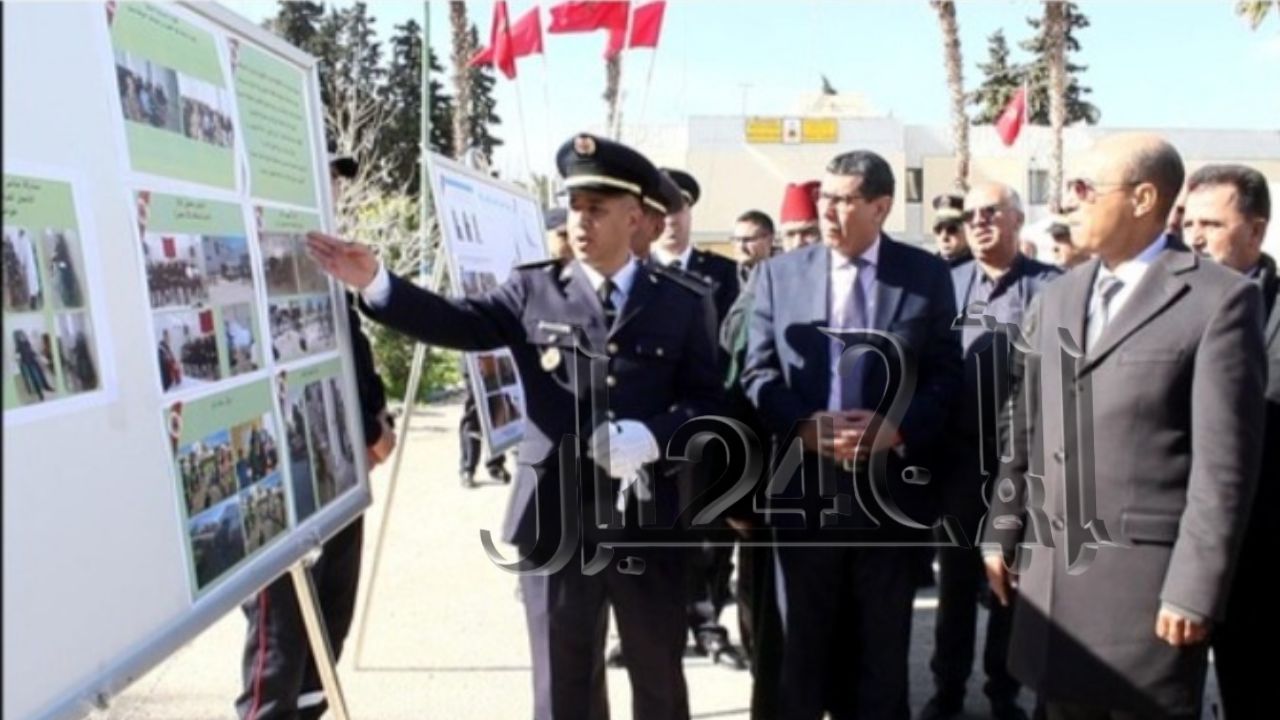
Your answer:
[669,258,683,272]
[598,278,618,328]
[1086,274,1124,352]
[838,257,871,410]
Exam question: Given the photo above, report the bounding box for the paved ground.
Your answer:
[87,398,1219,720]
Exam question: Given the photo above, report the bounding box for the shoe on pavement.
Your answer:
[460,471,476,488]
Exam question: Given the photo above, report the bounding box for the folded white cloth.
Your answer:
[589,420,660,512]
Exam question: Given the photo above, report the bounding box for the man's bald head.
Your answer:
[1069,133,1185,266]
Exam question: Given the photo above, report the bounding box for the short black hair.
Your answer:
[826,150,895,199]
[1187,164,1271,223]
[736,210,775,236]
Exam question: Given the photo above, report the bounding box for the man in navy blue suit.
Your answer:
[742,150,962,720]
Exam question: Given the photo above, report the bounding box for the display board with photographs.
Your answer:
[2,169,111,423]
[427,155,548,459]
[256,207,338,364]
[136,191,263,394]
[165,379,288,592]
[107,2,238,190]
[276,357,359,524]
[4,6,372,719]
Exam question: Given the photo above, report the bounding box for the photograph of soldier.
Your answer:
[240,472,287,554]
[224,303,259,377]
[153,309,220,390]
[269,296,337,363]
[113,51,181,133]
[54,312,98,393]
[177,429,240,516]
[43,229,84,309]
[142,233,208,309]
[3,226,44,311]
[200,235,254,306]
[260,233,302,297]
[188,497,246,589]
[176,73,235,149]
[230,414,280,492]
[7,316,58,405]
[304,381,340,506]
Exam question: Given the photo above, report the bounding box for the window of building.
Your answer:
[1028,169,1050,206]
[905,168,923,203]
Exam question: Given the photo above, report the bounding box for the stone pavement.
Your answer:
[87,398,1219,720]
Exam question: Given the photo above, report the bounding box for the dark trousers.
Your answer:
[1043,700,1196,720]
[520,546,690,720]
[236,518,363,720]
[459,391,506,475]
[930,529,1019,704]
[686,537,735,643]
[774,546,917,720]
[1212,550,1269,718]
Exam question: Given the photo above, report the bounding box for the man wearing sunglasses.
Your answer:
[922,183,1060,720]
[1181,163,1275,719]
[982,135,1266,720]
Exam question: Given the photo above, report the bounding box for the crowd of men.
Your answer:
[147,257,207,307]
[299,130,1274,720]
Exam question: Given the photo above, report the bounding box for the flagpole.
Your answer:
[613,2,635,141]
[512,79,535,182]
[637,42,659,130]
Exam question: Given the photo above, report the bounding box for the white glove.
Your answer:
[589,420,659,480]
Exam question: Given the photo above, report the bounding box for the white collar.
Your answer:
[578,256,639,296]
[830,235,881,269]
[652,243,694,268]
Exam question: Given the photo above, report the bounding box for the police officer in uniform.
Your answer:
[653,169,741,322]
[306,133,721,720]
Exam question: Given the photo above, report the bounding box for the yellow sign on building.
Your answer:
[745,117,783,144]
[802,118,839,143]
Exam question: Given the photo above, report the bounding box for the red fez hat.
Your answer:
[780,181,820,223]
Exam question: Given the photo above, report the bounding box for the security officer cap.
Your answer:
[662,168,700,208]
[932,193,964,229]
[556,133,660,205]
[646,170,686,215]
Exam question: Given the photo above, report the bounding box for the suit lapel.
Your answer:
[565,262,605,350]
[872,236,905,331]
[1081,248,1193,374]
[1059,257,1097,356]
[805,245,833,403]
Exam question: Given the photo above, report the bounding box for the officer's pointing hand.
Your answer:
[306,231,379,290]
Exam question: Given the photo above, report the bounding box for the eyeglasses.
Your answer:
[730,234,764,244]
[961,204,1001,225]
[1065,178,1136,204]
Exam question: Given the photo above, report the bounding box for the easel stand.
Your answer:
[290,551,352,720]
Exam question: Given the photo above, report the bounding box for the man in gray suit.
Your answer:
[983,134,1266,720]
[1181,163,1275,718]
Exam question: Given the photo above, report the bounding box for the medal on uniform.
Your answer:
[540,347,562,371]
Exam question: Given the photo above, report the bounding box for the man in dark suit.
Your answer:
[307,133,720,720]
[653,168,740,323]
[742,149,963,719]
[983,134,1267,720]
[921,183,1060,720]
[1181,163,1275,719]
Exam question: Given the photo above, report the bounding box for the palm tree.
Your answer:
[1236,0,1275,29]
[1045,0,1067,212]
[448,2,473,160]
[932,1,970,192]
[604,55,622,140]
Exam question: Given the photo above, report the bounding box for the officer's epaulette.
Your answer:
[649,262,713,295]
[513,258,562,273]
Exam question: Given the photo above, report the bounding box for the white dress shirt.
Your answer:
[651,244,694,270]
[1093,233,1168,320]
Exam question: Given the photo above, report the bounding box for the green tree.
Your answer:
[379,19,454,193]
[1019,1,1099,125]
[464,26,504,168]
[969,30,1021,125]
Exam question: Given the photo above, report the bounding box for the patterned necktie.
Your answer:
[838,257,871,410]
[1086,274,1124,351]
[598,278,618,328]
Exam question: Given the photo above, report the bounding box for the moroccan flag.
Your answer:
[995,86,1027,147]
[470,7,543,71]
[628,1,665,48]
[489,1,516,79]
[162,236,176,259]
[548,1,629,34]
